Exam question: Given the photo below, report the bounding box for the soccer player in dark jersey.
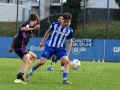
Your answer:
[8,13,40,84]
[26,12,73,84]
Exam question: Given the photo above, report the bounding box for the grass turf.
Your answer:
[0,58,120,90]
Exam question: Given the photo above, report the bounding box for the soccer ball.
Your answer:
[70,59,81,70]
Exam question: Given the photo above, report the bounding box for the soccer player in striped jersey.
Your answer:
[26,12,73,84]
[46,14,65,71]
[8,13,40,84]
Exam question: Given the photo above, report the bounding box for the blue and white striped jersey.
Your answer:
[47,22,73,48]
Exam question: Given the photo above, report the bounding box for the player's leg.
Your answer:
[52,54,56,62]
[26,46,54,81]
[60,56,72,84]
[26,57,47,81]
[60,49,66,72]
[51,56,65,72]
[60,61,64,72]
[14,49,31,84]
[52,57,64,72]
[21,51,37,81]
[28,51,37,63]
[56,48,72,84]
[47,54,56,71]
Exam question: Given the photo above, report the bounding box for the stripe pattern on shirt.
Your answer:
[48,22,72,48]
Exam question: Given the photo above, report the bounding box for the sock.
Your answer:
[61,62,64,66]
[32,66,36,72]
[54,58,59,63]
[50,62,53,66]
[17,72,24,79]
[62,72,68,80]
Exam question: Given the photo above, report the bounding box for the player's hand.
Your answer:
[8,49,13,54]
[34,24,40,30]
[39,42,44,48]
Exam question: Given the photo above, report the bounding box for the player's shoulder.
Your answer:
[52,22,61,25]
[21,21,32,28]
[23,21,30,25]
[67,26,73,32]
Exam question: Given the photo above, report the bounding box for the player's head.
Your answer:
[28,13,40,26]
[62,12,72,27]
[57,14,63,22]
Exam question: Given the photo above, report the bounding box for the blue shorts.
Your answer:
[41,46,67,59]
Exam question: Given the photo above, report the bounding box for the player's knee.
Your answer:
[33,54,37,60]
[66,59,69,65]
[64,59,69,65]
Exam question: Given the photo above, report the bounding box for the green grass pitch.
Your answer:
[0,58,120,90]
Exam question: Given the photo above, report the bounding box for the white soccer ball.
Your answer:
[70,59,81,70]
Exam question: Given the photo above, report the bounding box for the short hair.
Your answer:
[57,14,63,18]
[28,13,40,22]
[63,12,72,20]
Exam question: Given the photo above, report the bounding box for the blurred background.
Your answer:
[1,0,120,39]
[1,0,120,62]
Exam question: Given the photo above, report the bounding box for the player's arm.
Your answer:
[40,29,51,48]
[39,22,54,47]
[67,39,73,56]
[66,27,74,56]
[8,34,17,53]
[21,24,40,31]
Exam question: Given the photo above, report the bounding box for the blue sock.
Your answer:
[63,72,68,79]
[54,58,59,63]
[32,66,36,72]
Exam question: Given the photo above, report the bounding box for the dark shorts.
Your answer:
[14,47,29,59]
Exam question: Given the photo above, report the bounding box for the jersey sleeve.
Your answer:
[49,22,55,31]
[66,29,74,39]
[20,21,32,28]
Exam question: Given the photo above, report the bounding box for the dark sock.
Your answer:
[17,72,24,79]
[50,62,53,65]
[61,62,64,66]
